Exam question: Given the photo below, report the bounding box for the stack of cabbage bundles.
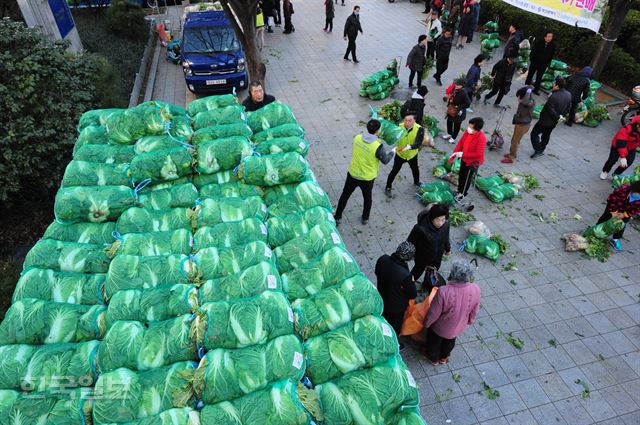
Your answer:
[0,95,426,425]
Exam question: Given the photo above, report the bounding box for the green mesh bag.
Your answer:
[92,361,197,424]
[361,70,393,87]
[43,221,116,244]
[485,184,518,203]
[391,408,429,425]
[0,341,99,391]
[199,182,261,199]
[441,156,461,173]
[169,115,194,140]
[129,147,194,184]
[583,218,624,239]
[266,206,335,247]
[188,94,239,116]
[192,106,247,130]
[315,356,419,425]
[193,218,267,250]
[24,240,111,273]
[612,173,640,188]
[282,246,359,302]
[116,207,193,234]
[251,123,305,143]
[199,261,281,303]
[464,234,501,261]
[255,137,309,156]
[134,134,189,154]
[246,102,297,133]
[196,196,267,227]
[97,317,196,372]
[0,299,105,345]
[104,254,192,297]
[73,125,110,154]
[105,109,147,145]
[132,101,175,136]
[61,161,130,187]
[239,152,309,186]
[549,59,568,70]
[196,136,253,174]
[418,181,451,193]
[199,379,309,425]
[267,181,332,217]
[73,144,135,164]
[0,388,93,425]
[432,165,447,177]
[365,83,385,96]
[421,190,454,205]
[104,283,198,327]
[475,175,504,190]
[78,108,122,130]
[304,315,398,384]
[378,119,406,145]
[274,222,344,273]
[194,334,305,404]
[112,408,199,425]
[369,90,390,100]
[292,274,384,339]
[193,170,240,188]
[54,185,135,223]
[136,183,199,209]
[191,123,253,144]
[119,228,193,256]
[197,291,294,349]
[193,241,273,280]
[12,268,105,305]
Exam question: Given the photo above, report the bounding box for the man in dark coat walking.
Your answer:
[433,27,453,85]
[323,0,335,32]
[503,23,522,59]
[565,66,592,126]
[483,56,516,107]
[530,77,572,158]
[262,0,275,32]
[525,31,555,94]
[375,241,417,342]
[343,5,363,62]
[406,35,427,88]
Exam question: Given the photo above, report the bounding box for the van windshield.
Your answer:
[183,26,240,54]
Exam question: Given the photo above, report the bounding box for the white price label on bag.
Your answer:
[327,212,335,222]
[292,352,304,369]
[261,203,268,213]
[405,370,417,388]
[260,224,268,235]
[341,252,353,263]
[267,275,277,289]
[287,307,294,322]
[298,142,306,150]
[314,185,324,195]
[264,246,272,258]
[381,323,393,337]
[331,232,341,244]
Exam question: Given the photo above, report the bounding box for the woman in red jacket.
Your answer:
[600,116,640,180]
[450,117,486,206]
[596,181,640,251]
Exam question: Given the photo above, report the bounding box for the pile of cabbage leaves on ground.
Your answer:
[0,96,426,425]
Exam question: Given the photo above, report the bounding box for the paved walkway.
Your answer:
[152,2,639,424]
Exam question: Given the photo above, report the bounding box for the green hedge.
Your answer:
[479,0,640,91]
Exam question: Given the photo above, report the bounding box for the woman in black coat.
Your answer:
[444,78,471,141]
[407,204,451,284]
[406,35,427,88]
[323,0,334,32]
[456,0,474,48]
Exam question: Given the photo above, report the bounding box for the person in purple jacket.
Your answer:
[423,259,480,365]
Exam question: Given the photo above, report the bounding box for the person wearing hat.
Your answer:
[407,203,451,284]
[443,78,471,142]
[375,241,417,346]
[423,259,480,365]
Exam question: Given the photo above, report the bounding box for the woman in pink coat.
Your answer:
[424,259,480,365]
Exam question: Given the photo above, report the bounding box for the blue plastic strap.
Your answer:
[197,342,205,360]
[415,193,422,200]
[369,105,378,119]
[458,239,467,252]
[232,86,236,96]
[111,230,122,241]
[133,178,152,198]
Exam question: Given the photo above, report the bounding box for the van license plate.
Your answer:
[206,79,226,85]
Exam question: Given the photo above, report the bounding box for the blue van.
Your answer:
[181,8,248,93]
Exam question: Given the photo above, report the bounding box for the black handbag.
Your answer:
[425,266,446,289]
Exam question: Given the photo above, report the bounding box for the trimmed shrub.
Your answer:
[105,0,148,40]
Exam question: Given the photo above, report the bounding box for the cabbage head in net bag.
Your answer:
[192,105,247,130]
[92,361,197,424]
[74,125,110,153]
[239,152,310,187]
[0,388,93,425]
[196,136,253,174]
[43,221,116,244]
[55,185,136,223]
[0,341,99,391]
[97,316,196,372]
[116,207,193,234]
[194,334,304,404]
[292,274,384,339]
[73,144,135,164]
[377,118,407,145]
[315,355,419,425]
[129,147,194,184]
[252,123,305,143]
[192,123,253,144]
[266,206,335,247]
[304,315,398,384]
[274,222,344,273]
[188,93,239,116]
[263,180,325,205]
[78,108,122,130]
[193,170,239,188]
[193,241,273,281]
[119,228,193,256]
[485,183,518,203]
[464,234,501,261]
[194,218,267,250]
[247,101,297,133]
[104,283,197,327]
[24,240,111,273]
[199,261,281,303]
[421,190,454,206]
[474,175,504,191]
[105,109,147,145]
[199,181,261,199]
[195,291,294,349]
[12,269,105,305]
[195,196,267,227]
[282,246,359,301]
[266,181,332,217]
[134,134,190,154]
[136,183,199,209]
[199,379,309,425]
[61,161,131,188]
[0,299,105,345]
[255,137,309,156]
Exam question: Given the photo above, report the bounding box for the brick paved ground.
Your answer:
[153,2,639,424]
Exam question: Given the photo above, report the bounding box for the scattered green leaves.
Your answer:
[503,261,518,272]
[528,270,541,277]
[450,208,476,227]
[505,332,525,350]
[512,172,540,192]
[575,379,591,399]
[452,373,462,383]
[490,234,509,254]
[320,98,332,104]
[509,279,518,286]
[584,235,612,262]
[533,194,545,201]
[483,382,500,400]
[548,212,559,224]
[548,339,558,348]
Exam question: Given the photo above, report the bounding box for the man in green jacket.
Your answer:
[334,119,396,225]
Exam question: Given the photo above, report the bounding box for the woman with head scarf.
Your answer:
[407,203,451,284]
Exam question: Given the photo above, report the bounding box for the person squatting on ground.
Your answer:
[242,81,276,112]
[423,259,480,365]
[407,203,451,283]
[334,119,396,225]
[565,66,592,127]
[596,181,640,252]
[433,27,453,85]
[451,117,486,204]
[530,77,572,158]
[483,56,516,108]
[502,86,535,164]
[525,31,555,95]
[343,5,363,62]
[375,241,417,347]
[406,35,428,88]
[600,116,640,180]
[443,78,471,142]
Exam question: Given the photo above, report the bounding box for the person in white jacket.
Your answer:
[425,10,442,61]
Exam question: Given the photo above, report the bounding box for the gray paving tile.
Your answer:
[466,392,502,422]
[513,378,551,409]
[493,384,527,416]
[498,355,533,383]
[535,372,574,402]
[440,396,478,425]
[504,410,538,425]
[579,390,618,423]
[554,397,597,425]
[530,403,568,425]
[520,351,556,377]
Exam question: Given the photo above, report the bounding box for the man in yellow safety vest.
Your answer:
[385,113,434,197]
[334,119,396,226]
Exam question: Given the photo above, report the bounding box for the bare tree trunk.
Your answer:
[590,0,631,80]
[220,0,267,85]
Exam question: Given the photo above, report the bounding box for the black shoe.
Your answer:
[353,59,360,63]
[361,218,369,225]
[414,181,423,187]
[530,151,544,159]
[335,218,341,226]
[343,57,351,61]
[267,28,274,33]
[399,342,406,351]
[564,121,573,127]
[283,31,291,34]
[533,89,541,95]
[385,187,393,198]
